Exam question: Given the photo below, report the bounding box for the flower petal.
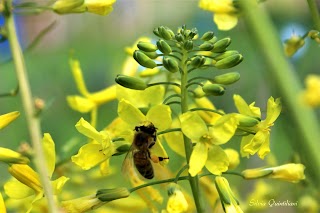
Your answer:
[205,145,229,175]
[233,95,261,118]
[0,111,20,130]
[85,0,116,16]
[146,105,172,131]
[4,179,34,199]
[257,132,270,159]
[189,142,208,176]
[75,118,102,142]
[242,131,267,156]
[264,97,281,125]
[118,99,146,127]
[180,112,208,142]
[0,192,6,213]
[210,114,238,145]
[214,13,238,31]
[89,85,117,104]
[51,176,69,194]
[71,143,106,170]
[67,96,96,113]
[42,133,56,177]
[69,58,90,97]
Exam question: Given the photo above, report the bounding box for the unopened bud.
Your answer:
[190,56,206,68]
[115,144,131,155]
[234,114,260,127]
[212,72,240,85]
[157,39,172,55]
[201,31,214,41]
[183,40,193,51]
[52,0,84,14]
[163,57,179,73]
[0,147,30,164]
[214,54,243,69]
[153,27,160,37]
[96,187,130,202]
[158,26,172,40]
[202,84,225,96]
[212,37,232,53]
[213,50,239,61]
[137,41,158,52]
[175,33,184,42]
[199,42,214,51]
[142,51,158,59]
[115,75,147,90]
[133,50,157,68]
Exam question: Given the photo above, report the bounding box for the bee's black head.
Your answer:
[135,122,157,134]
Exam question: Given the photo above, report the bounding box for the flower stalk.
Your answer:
[4,0,58,212]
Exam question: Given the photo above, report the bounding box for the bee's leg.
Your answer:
[148,141,156,149]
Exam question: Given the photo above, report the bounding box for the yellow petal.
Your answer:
[71,143,106,170]
[233,95,261,117]
[214,13,238,31]
[42,133,55,177]
[199,0,236,13]
[0,111,20,130]
[85,0,116,15]
[69,58,90,97]
[51,176,69,194]
[189,142,208,176]
[67,96,96,113]
[270,163,305,182]
[264,97,281,125]
[4,179,34,199]
[242,131,267,156]
[0,192,6,213]
[0,147,29,164]
[89,85,117,104]
[180,112,208,142]
[240,135,252,158]
[224,148,240,170]
[164,130,185,157]
[118,99,146,127]
[205,145,229,175]
[146,105,172,131]
[166,187,188,213]
[257,133,270,159]
[75,118,102,142]
[210,114,238,145]
[121,57,140,76]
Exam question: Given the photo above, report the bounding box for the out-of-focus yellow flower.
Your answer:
[199,0,238,31]
[246,181,276,211]
[84,0,116,15]
[200,176,219,210]
[0,192,6,213]
[301,75,320,107]
[298,195,319,213]
[0,147,29,164]
[224,148,240,170]
[180,112,238,176]
[284,34,305,57]
[0,111,20,130]
[233,95,281,159]
[4,134,69,213]
[215,176,243,213]
[61,194,105,212]
[242,163,305,183]
[166,183,188,213]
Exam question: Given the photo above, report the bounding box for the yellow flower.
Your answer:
[242,163,306,183]
[224,148,240,170]
[84,0,116,15]
[199,0,238,31]
[301,74,320,107]
[180,112,238,176]
[166,183,188,213]
[283,34,305,57]
[4,134,69,213]
[0,147,29,164]
[215,176,243,213]
[0,192,6,213]
[71,118,126,173]
[233,95,281,159]
[0,111,20,130]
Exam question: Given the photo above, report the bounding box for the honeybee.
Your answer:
[123,121,169,179]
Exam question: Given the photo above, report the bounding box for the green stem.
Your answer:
[147,81,181,88]
[4,1,58,212]
[306,0,320,30]
[157,128,182,136]
[240,0,320,188]
[180,49,204,213]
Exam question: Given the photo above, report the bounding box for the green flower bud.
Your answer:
[115,143,131,154]
[199,42,214,51]
[209,36,218,44]
[190,56,206,68]
[137,41,158,52]
[214,50,239,61]
[234,114,260,127]
[202,84,225,96]
[183,40,193,51]
[142,51,158,59]
[115,74,147,90]
[214,54,243,69]
[153,27,160,37]
[157,39,172,55]
[212,72,240,85]
[163,57,179,73]
[175,33,184,42]
[159,26,172,40]
[96,187,130,202]
[201,31,214,41]
[52,0,84,14]
[212,37,232,53]
[133,50,157,68]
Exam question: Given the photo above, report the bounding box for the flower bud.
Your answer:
[213,50,239,61]
[159,26,172,40]
[212,72,240,85]
[115,74,147,90]
[52,0,84,14]
[175,33,183,42]
[201,31,214,41]
[133,50,157,68]
[190,56,206,68]
[202,84,225,96]
[183,40,193,51]
[163,57,179,73]
[137,41,158,52]
[114,144,131,155]
[214,54,243,69]
[199,42,214,51]
[153,27,160,37]
[157,39,172,55]
[96,187,130,202]
[234,114,260,127]
[166,183,188,213]
[212,37,232,53]
[0,147,30,164]
[141,51,158,59]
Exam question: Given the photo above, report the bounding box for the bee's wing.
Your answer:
[121,143,137,179]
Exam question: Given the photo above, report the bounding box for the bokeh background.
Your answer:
[0,0,319,212]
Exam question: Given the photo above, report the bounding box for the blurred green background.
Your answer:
[0,0,319,212]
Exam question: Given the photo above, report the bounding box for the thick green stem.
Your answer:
[180,50,204,213]
[240,0,320,188]
[306,0,320,30]
[4,1,58,212]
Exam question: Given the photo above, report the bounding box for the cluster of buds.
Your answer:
[115,25,243,98]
